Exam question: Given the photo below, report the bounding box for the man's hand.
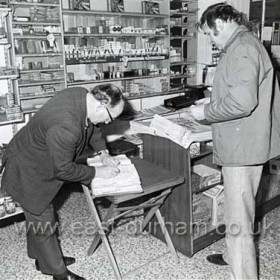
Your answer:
[95,166,120,178]
[100,153,120,167]
[189,104,206,121]
[195,97,210,105]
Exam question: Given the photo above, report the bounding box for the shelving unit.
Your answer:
[9,0,66,113]
[169,0,198,91]
[141,133,280,257]
[61,3,171,101]
[0,7,22,125]
[249,0,280,83]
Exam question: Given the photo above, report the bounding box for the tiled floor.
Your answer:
[1,184,280,280]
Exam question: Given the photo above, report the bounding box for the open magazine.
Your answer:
[130,113,212,148]
[87,155,143,197]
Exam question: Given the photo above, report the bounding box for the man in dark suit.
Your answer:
[1,84,125,280]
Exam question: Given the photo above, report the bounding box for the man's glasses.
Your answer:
[104,106,114,122]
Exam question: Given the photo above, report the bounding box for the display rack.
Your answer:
[169,0,198,91]
[0,7,22,125]
[9,0,66,113]
[62,2,171,101]
[249,0,280,82]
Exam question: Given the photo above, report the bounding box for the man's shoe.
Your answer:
[35,256,76,271]
[206,254,228,266]
[53,270,86,280]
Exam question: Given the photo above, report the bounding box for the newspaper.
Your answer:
[130,113,212,149]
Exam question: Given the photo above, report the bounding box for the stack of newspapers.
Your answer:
[130,113,212,149]
[87,155,143,197]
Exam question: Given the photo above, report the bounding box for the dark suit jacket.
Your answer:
[1,87,107,215]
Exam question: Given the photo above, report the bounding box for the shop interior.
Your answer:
[0,0,280,279]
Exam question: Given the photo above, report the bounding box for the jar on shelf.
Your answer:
[4,196,16,215]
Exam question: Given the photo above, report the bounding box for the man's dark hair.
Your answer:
[196,2,253,31]
[91,83,123,106]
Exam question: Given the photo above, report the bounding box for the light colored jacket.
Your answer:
[204,26,280,166]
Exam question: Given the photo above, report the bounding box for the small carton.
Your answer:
[202,184,224,226]
[142,1,160,14]
[192,164,221,189]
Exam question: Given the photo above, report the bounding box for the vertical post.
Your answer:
[261,0,266,41]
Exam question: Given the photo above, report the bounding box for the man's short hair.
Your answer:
[196,2,251,31]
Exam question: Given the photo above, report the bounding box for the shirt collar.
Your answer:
[222,25,249,53]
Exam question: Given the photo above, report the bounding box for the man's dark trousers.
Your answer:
[23,204,67,275]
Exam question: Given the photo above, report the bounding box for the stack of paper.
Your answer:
[87,155,143,197]
[130,114,212,149]
[150,114,192,145]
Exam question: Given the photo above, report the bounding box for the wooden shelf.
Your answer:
[65,55,168,65]
[20,68,64,74]
[20,93,55,100]
[170,73,196,79]
[12,21,61,26]
[13,35,62,39]
[64,33,167,38]
[67,73,169,86]
[170,36,196,40]
[0,116,23,126]
[191,145,213,160]
[15,52,63,57]
[10,1,59,7]
[170,11,197,17]
[19,79,64,87]
[62,9,169,18]
[0,74,18,80]
[170,60,196,66]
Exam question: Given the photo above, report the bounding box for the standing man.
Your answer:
[1,84,125,280]
[190,3,280,279]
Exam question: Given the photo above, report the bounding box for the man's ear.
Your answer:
[215,18,225,32]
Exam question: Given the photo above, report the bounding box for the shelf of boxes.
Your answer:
[0,7,23,125]
[9,0,66,112]
[169,0,198,90]
[62,1,171,103]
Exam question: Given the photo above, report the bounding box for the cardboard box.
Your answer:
[69,0,90,10]
[192,164,221,189]
[109,0,124,12]
[203,184,224,226]
[269,156,280,175]
[142,1,160,14]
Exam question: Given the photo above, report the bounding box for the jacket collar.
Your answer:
[222,25,249,53]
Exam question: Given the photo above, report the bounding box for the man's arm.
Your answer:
[204,44,260,123]
[46,125,96,184]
